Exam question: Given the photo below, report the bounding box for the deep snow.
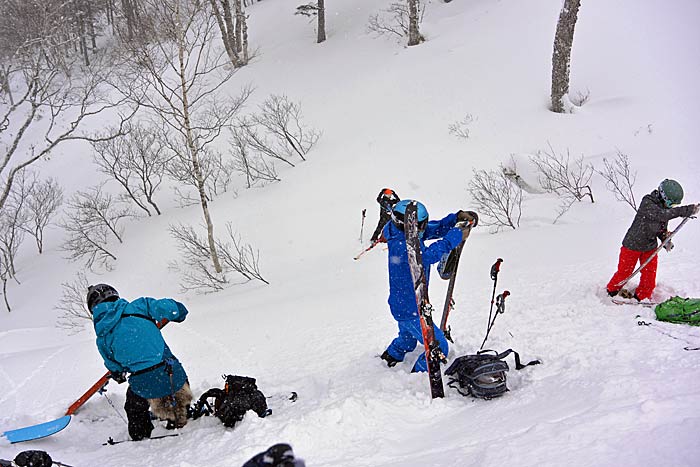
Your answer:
[2,0,700,466]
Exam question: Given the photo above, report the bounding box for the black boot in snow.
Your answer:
[380,351,400,368]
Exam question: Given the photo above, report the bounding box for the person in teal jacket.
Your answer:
[379,200,475,372]
[87,284,193,441]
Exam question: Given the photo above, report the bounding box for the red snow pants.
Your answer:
[606,246,658,300]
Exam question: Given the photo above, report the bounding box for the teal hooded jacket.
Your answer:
[92,297,189,399]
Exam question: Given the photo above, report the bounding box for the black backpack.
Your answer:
[190,375,270,427]
[445,349,540,400]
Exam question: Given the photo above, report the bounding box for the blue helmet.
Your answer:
[391,199,429,231]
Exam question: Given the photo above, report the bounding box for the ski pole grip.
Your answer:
[490,258,503,280]
[496,290,510,313]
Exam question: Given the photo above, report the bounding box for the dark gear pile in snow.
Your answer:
[445,349,540,400]
[191,375,269,428]
[242,443,306,467]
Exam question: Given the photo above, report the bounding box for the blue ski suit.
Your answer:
[92,297,189,399]
[383,212,463,372]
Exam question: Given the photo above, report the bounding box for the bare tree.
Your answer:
[448,114,476,139]
[16,170,64,254]
[597,150,637,212]
[551,0,581,113]
[247,94,321,164]
[0,1,135,211]
[55,270,93,332]
[530,143,594,203]
[229,127,280,188]
[530,144,593,223]
[117,0,252,274]
[0,251,11,311]
[92,121,170,216]
[165,144,237,206]
[368,2,425,43]
[169,222,267,293]
[0,180,28,281]
[296,1,326,43]
[468,168,523,232]
[60,184,133,270]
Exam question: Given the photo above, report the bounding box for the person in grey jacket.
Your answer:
[606,179,698,301]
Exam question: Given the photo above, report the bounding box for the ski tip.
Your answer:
[2,415,71,444]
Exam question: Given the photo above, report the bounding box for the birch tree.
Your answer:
[209,0,250,67]
[118,0,250,273]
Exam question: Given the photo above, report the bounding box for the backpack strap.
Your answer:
[190,388,225,420]
[492,349,541,370]
[122,313,157,324]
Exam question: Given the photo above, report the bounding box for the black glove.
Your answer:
[457,210,479,227]
[110,371,127,384]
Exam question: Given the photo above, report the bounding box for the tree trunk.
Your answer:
[210,0,239,66]
[235,0,248,65]
[550,0,581,113]
[0,66,13,105]
[232,0,243,53]
[176,3,223,274]
[76,1,90,66]
[86,1,98,52]
[123,0,136,39]
[317,0,326,43]
[407,0,421,46]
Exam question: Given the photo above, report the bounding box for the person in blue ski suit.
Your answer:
[379,200,476,372]
[87,284,193,441]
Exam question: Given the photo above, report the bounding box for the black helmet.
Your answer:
[86,284,119,312]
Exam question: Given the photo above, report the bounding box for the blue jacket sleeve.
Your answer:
[424,213,458,240]
[423,227,463,265]
[136,297,189,323]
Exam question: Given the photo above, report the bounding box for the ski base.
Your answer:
[2,415,71,444]
[611,297,658,308]
[404,201,445,399]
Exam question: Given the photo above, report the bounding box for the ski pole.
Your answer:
[360,209,366,242]
[484,258,503,340]
[480,290,510,350]
[353,239,379,260]
[99,389,128,426]
[616,216,694,289]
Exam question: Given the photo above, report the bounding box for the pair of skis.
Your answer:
[404,202,474,399]
[2,319,169,443]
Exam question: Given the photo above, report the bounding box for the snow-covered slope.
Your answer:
[2,1,699,466]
